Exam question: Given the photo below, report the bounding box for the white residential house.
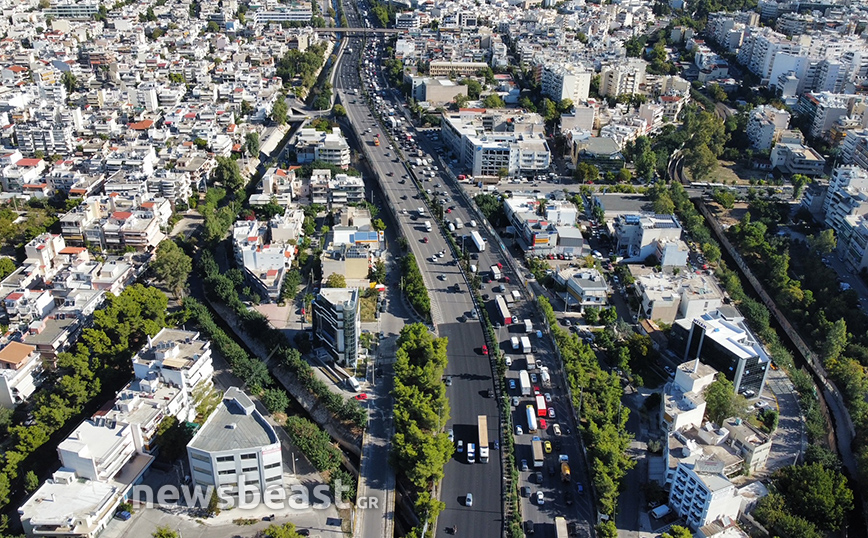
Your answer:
[0,341,43,409]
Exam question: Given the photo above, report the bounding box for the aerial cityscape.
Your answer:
[0,0,864,537]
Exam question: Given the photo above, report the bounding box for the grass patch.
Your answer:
[233,518,258,526]
[359,292,377,322]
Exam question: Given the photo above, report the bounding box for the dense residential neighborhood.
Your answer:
[0,0,865,538]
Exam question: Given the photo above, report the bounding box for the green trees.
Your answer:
[271,98,288,125]
[633,136,656,180]
[482,93,505,108]
[712,188,736,209]
[324,273,346,288]
[0,257,15,280]
[400,254,431,319]
[703,374,745,424]
[806,229,836,255]
[275,43,328,92]
[262,523,305,538]
[284,416,342,472]
[368,260,387,283]
[153,527,180,538]
[391,324,451,528]
[261,388,290,414]
[23,471,38,493]
[61,71,77,94]
[757,463,853,532]
[244,132,260,156]
[652,192,675,215]
[474,193,507,227]
[461,79,482,99]
[281,270,302,301]
[213,156,245,191]
[333,104,347,117]
[151,240,192,297]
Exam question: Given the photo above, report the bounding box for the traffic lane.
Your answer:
[440,320,501,538]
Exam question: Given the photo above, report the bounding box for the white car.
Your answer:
[448,429,454,442]
[535,491,544,505]
[466,493,473,507]
[552,424,562,436]
[515,425,523,435]
[544,393,552,403]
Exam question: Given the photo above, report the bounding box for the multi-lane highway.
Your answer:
[332,7,596,536]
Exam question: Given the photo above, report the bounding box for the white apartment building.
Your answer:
[132,328,215,423]
[293,128,351,169]
[0,341,42,409]
[737,28,804,83]
[395,13,421,28]
[15,122,75,155]
[631,267,723,325]
[440,109,551,177]
[187,387,284,500]
[769,141,826,176]
[539,63,592,103]
[312,288,360,367]
[45,0,100,18]
[669,459,743,529]
[600,60,647,97]
[612,213,682,262]
[252,5,313,23]
[661,359,717,433]
[232,220,293,301]
[564,270,609,311]
[746,105,790,150]
[329,174,365,208]
[503,195,576,251]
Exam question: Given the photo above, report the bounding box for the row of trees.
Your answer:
[391,324,452,532]
[537,297,634,520]
[275,43,329,97]
[400,253,431,320]
[191,253,366,427]
[0,285,168,512]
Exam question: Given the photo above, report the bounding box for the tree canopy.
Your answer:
[213,156,244,191]
[702,374,745,424]
[151,240,192,297]
[324,273,346,288]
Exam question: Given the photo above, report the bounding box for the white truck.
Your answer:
[519,370,531,396]
[523,319,533,333]
[424,221,432,232]
[511,336,520,350]
[540,367,551,388]
[491,265,502,281]
[415,158,423,166]
[470,231,486,252]
[454,219,463,229]
[521,336,532,354]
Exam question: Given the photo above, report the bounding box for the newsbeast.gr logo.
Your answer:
[130,478,380,510]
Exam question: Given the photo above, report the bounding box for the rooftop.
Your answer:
[0,341,36,365]
[188,387,277,453]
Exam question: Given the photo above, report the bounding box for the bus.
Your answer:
[477,415,489,463]
[525,405,537,432]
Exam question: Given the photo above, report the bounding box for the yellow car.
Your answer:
[544,440,552,453]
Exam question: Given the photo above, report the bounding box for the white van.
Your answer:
[347,377,361,392]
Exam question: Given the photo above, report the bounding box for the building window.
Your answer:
[191,453,210,463]
[216,455,234,462]
[240,453,257,460]
[218,469,235,476]
[242,466,257,473]
[266,475,282,482]
[264,462,281,469]
[192,464,210,474]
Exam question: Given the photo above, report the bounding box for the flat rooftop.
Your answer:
[135,328,209,370]
[188,387,276,453]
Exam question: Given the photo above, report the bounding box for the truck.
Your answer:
[389,117,397,130]
[424,221,432,232]
[519,370,531,396]
[520,336,532,354]
[454,219,463,229]
[467,442,476,464]
[415,158,423,166]
[490,265,502,281]
[470,231,486,252]
[540,367,551,388]
[531,437,544,467]
[495,295,512,325]
[555,517,569,538]
[477,415,489,463]
[511,336,520,350]
[560,461,571,482]
[535,394,547,417]
[523,319,533,333]
[525,405,537,433]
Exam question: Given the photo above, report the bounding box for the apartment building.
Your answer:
[504,194,577,251]
[187,387,284,499]
[15,121,75,156]
[411,78,468,105]
[539,62,592,103]
[563,269,609,311]
[312,288,360,367]
[600,60,647,97]
[45,0,100,18]
[440,109,550,177]
[670,307,771,397]
[252,5,313,23]
[668,459,743,529]
[293,128,351,169]
[2,157,47,192]
[612,213,682,262]
[661,360,717,433]
[630,267,723,325]
[737,28,804,83]
[428,61,490,77]
[231,220,293,301]
[769,140,826,176]
[132,328,214,423]
[746,105,790,150]
[0,341,42,409]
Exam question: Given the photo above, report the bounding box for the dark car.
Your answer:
[564,490,574,505]
[535,471,543,483]
[523,520,535,534]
